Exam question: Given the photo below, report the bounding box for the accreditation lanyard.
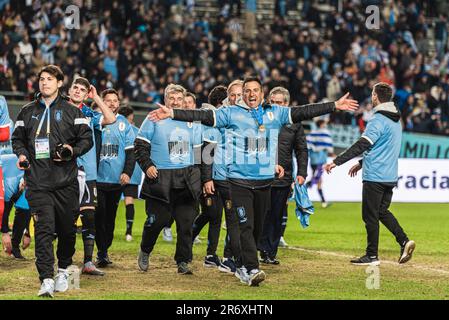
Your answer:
[250,105,265,132]
[35,106,51,159]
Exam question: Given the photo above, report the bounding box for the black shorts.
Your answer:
[123,184,139,199]
[80,181,98,208]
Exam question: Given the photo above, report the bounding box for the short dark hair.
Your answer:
[101,88,119,100]
[374,82,393,103]
[72,77,90,90]
[185,92,197,103]
[208,85,227,107]
[243,76,263,89]
[118,105,134,118]
[38,65,64,81]
[316,119,326,128]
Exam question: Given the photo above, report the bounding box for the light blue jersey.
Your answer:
[1,154,23,202]
[203,126,228,181]
[361,113,402,183]
[136,117,202,169]
[97,114,135,184]
[77,104,103,181]
[130,125,143,185]
[0,96,11,166]
[213,104,291,180]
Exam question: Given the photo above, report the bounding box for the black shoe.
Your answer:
[11,247,26,260]
[204,255,221,268]
[96,255,113,268]
[259,257,280,265]
[399,240,415,264]
[177,262,193,275]
[350,255,380,266]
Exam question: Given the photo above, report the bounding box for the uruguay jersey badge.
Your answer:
[119,122,126,131]
[267,111,274,121]
[55,110,63,122]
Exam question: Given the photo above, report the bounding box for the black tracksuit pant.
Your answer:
[258,186,291,259]
[230,183,271,272]
[193,193,223,256]
[12,208,31,250]
[141,188,198,264]
[26,182,79,282]
[95,185,123,258]
[192,182,240,260]
[362,181,409,257]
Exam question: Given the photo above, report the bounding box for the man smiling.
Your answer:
[148,76,358,286]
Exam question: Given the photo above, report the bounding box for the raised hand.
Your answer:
[148,103,172,122]
[335,93,359,112]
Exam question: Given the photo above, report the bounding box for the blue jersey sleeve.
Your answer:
[136,118,155,144]
[277,105,292,126]
[124,121,135,150]
[362,117,384,145]
[0,96,10,128]
[90,110,103,130]
[214,107,231,128]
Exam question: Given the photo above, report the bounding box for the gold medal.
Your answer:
[259,125,265,132]
[206,198,212,207]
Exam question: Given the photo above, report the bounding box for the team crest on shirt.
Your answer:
[187,122,193,128]
[267,112,274,121]
[237,206,247,223]
[225,200,232,210]
[119,122,126,131]
[55,110,63,122]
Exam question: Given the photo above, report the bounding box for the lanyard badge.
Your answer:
[35,107,51,159]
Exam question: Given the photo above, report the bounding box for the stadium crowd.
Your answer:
[1,0,448,137]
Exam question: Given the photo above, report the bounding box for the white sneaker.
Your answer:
[162,227,173,242]
[126,234,133,242]
[248,269,266,287]
[279,236,288,248]
[234,266,249,284]
[54,269,70,292]
[38,278,55,298]
[193,236,201,245]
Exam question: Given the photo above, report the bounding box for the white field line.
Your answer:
[286,246,449,276]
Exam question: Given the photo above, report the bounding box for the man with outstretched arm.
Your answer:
[148,76,358,286]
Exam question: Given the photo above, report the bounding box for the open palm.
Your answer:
[148,103,172,122]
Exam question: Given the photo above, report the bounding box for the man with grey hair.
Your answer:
[135,84,203,275]
[258,87,309,264]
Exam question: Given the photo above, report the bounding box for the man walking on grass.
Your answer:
[324,82,415,266]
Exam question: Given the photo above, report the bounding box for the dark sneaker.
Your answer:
[82,261,105,276]
[177,262,193,275]
[138,250,150,272]
[218,258,237,274]
[204,255,221,268]
[248,269,266,287]
[260,257,280,265]
[95,255,113,268]
[11,247,26,260]
[350,255,380,266]
[399,240,415,264]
